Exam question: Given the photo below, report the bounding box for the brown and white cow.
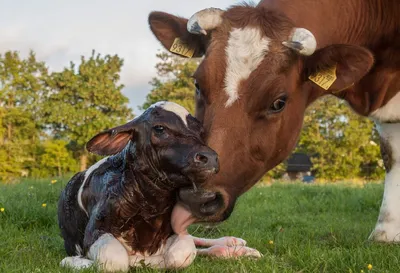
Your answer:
[149,0,400,245]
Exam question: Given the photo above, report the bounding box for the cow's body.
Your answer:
[149,0,400,245]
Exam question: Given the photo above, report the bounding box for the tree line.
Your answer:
[0,49,384,183]
[0,50,132,182]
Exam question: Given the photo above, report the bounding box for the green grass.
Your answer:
[0,179,398,273]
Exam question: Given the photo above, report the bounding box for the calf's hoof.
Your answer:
[60,256,94,270]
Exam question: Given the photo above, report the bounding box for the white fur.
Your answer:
[224,27,271,107]
[77,157,109,216]
[370,92,400,122]
[129,234,196,269]
[370,122,400,241]
[153,101,190,126]
[88,233,130,272]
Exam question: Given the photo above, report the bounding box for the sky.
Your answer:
[0,0,248,115]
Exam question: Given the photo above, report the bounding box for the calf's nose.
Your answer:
[194,151,219,173]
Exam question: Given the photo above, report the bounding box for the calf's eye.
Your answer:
[153,125,165,134]
[269,96,287,113]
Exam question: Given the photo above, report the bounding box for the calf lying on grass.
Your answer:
[57,101,221,271]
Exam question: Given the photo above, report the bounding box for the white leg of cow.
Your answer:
[87,233,130,272]
[370,122,400,242]
[129,234,196,269]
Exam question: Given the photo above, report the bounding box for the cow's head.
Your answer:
[149,4,374,224]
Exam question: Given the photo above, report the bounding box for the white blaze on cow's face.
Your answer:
[224,27,271,107]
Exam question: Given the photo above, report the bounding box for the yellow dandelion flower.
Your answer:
[268,240,274,245]
[42,203,47,208]
[51,180,57,184]
[367,264,372,270]
[29,186,34,189]
[361,270,365,273]
[0,208,4,212]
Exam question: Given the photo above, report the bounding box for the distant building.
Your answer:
[283,153,314,182]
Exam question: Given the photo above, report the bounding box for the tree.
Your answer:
[296,96,384,180]
[142,52,200,113]
[0,51,48,182]
[39,140,78,177]
[43,50,133,170]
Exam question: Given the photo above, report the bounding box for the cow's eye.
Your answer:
[153,125,165,134]
[194,80,201,96]
[269,96,287,113]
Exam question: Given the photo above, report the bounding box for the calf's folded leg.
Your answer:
[87,233,130,272]
[129,234,196,269]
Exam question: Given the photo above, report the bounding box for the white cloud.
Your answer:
[0,0,249,114]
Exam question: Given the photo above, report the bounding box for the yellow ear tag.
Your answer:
[308,65,337,90]
[169,38,195,58]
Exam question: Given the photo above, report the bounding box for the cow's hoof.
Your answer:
[369,227,400,243]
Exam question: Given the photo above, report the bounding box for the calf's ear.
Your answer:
[86,121,138,156]
[303,44,374,92]
[148,11,207,58]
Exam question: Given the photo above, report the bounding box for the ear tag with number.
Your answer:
[169,38,195,58]
[308,65,337,90]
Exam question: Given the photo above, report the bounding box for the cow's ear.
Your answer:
[148,11,207,58]
[303,44,374,92]
[86,121,138,156]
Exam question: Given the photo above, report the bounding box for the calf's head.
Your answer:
[86,101,219,189]
[149,4,374,222]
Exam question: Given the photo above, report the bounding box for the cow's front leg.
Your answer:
[130,234,196,269]
[370,122,400,242]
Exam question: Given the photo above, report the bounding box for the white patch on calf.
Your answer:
[370,92,400,122]
[129,234,196,269]
[370,122,400,242]
[224,27,271,107]
[77,157,109,216]
[153,101,190,126]
[88,233,129,272]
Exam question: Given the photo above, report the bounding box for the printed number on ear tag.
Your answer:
[308,65,337,90]
[170,38,195,58]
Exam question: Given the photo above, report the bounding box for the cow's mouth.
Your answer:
[171,186,224,234]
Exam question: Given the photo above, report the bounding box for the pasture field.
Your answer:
[1,179,399,273]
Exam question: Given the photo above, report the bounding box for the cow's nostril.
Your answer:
[195,153,209,164]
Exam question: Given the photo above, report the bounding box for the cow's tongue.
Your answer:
[171,202,196,235]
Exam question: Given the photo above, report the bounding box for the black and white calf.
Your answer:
[58,101,260,272]
[58,101,223,271]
